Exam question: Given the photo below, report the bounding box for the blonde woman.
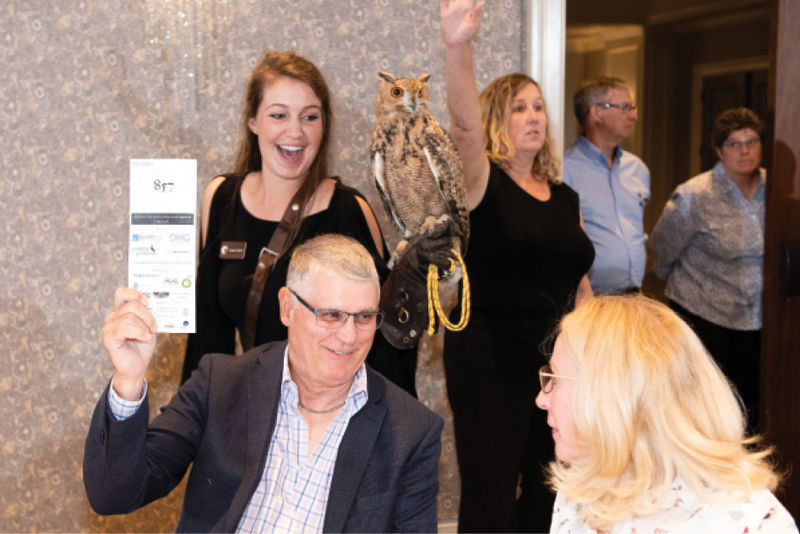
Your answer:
[536,295,797,533]
[441,0,594,530]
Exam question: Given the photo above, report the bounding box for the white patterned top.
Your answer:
[550,478,798,534]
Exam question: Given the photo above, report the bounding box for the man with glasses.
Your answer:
[563,76,651,295]
[83,233,443,533]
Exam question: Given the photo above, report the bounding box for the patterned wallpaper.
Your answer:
[0,0,522,531]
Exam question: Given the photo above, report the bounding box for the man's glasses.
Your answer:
[598,102,637,112]
[721,137,760,151]
[288,288,383,331]
[538,364,576,394]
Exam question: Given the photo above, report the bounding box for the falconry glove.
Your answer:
[380,220,458,349]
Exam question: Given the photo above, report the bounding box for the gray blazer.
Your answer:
[83,341,443,532]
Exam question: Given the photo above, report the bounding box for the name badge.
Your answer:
[220,241,247,260]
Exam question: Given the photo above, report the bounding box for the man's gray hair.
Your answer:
[286,234,378,291]
[573,76,630,125]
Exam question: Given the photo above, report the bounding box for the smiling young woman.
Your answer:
[180,51,418,397]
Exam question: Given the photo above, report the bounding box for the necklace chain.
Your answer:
[297,399,346,414]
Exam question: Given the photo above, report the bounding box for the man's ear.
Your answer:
[278,287,292,327]
[588,103,602,124]
[714,146,723,161]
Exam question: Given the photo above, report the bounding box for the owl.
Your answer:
[369,71,469,269]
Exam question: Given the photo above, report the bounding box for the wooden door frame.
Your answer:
[763,0,800,517]
[525,0,567,158]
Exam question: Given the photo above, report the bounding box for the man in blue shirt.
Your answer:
[563,77,650,294]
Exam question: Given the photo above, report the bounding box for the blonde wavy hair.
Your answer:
[479,73,561,184]
[548,295,779,529]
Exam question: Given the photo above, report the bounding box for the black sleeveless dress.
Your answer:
[444,163,595,532]
[182,176,418,396]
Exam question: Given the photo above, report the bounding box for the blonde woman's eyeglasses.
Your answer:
[538,364,576,394]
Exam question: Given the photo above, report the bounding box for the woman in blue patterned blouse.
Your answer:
[650,107,765,433]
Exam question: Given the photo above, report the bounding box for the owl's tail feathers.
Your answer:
[426,249,470,335]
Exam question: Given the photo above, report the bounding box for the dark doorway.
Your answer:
[700,69,769,170]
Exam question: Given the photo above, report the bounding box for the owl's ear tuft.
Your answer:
[378,72,396,83]
[418,73,431,84]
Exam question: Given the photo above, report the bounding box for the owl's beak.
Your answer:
[406,97,417,112]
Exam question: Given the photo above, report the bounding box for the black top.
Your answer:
[458,162,595,345]
[182,176,398,384]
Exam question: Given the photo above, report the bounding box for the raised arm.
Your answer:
[441,0,490,209]
[101,287,158,401]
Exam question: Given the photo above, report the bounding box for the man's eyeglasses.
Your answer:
[597,102,637,112]
[538,364,576,394]
[288,288,383,331]
[721,137,760,151]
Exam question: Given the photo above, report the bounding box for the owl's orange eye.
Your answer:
[390,87,404,98]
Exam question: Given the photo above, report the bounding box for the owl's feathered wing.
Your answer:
[370,112,469,247]
[421,122,469,244]
[371,144,407,237]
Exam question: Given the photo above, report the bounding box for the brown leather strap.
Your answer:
[242,194,301,351]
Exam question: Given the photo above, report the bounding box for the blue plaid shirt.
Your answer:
[236,349,368,533]
[107,379,147,420]
[108,348,368,533]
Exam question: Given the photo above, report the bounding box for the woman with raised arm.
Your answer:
[440,1,594,531]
